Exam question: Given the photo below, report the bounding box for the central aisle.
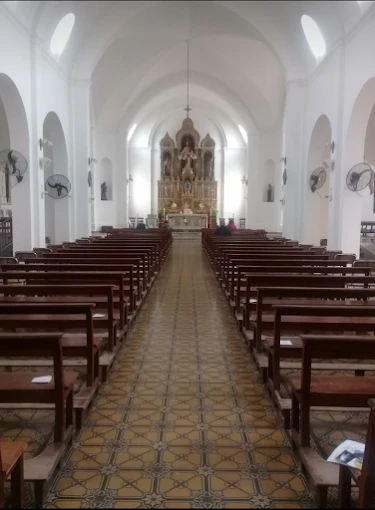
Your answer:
[46,240,315,508]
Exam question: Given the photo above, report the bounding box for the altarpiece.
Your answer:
[158,117,218,216]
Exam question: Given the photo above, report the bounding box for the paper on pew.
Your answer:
[93,314,105,318]
[249,299,257,304]
[32,375,52,384]
[280,340,292,346]
[327,439,365,470]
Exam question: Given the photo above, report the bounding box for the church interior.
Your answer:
[2,0,375,508]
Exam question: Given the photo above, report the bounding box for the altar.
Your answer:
[158,117,218,219]
[168,214,207,231]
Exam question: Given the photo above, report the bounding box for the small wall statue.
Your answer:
[267,184,273,203]
[101,181,108,201]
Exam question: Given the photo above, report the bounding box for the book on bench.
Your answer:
[327,439,365,470]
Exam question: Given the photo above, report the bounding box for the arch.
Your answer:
[304,114,331,246]
[100,158,113,201]
[0,73,31,252]
[43,111,70,245]
[342,77,375,256]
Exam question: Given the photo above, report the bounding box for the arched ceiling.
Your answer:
[4,0,374,135]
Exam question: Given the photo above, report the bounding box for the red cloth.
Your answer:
[228,223,237,231]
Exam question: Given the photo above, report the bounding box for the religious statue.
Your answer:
[267,184,273,202]
[162,153,172,179]
[101,181,108,201]
[204,152,213,181]
[178,142,197,180]
[184,180,192,194]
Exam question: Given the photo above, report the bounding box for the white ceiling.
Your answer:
[3,0,373,136]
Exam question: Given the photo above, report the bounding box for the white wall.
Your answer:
[282,8,375,255]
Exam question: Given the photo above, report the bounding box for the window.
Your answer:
[50,13,75,58]
[127,124,137,143]
[238,125,248,145]
[301,15,326,60]
[357,1,374,13]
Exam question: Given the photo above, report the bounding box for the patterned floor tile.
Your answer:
[0,240,355,507]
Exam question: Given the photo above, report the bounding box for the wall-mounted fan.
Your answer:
[346,162,374,193]
[309,167,327,193]
[0,149,28,187]
[45,174,71,199]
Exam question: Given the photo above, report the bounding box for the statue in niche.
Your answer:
[203,152,213,181]
[162,152,172,180]
[184,180,192,194]
[101,182,108,201]
[267,184,273,202]
[178,141,197,180]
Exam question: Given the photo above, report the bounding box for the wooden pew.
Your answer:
[243,274,375,330]
[0,284,120,380]
[223,257,347,293]
[0,302,102,428]
[0,441,26,508]
[236,266,368,317]
[35,256,151,288]
[3,262,140,306]
[267,304,375,428]
[288,336,375,507]
[0,332,77,507]
[338,398,375,508]
[0,272,130,323]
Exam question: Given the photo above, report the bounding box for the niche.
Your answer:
[263,159,275,202]
[100,158,113,201]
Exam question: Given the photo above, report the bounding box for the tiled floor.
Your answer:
[43,240,316,508]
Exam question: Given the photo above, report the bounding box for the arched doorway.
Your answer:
[342,78,375,256]
[304,114,332,246]
[0,73,30,253]
[42,112,70,244]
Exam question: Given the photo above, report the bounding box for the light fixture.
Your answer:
[88,157,97,166]
[280,157,287,166]
[126,174,133,185]
[184,40,192,117]
[241,176,248,186]
[39,138,53,150]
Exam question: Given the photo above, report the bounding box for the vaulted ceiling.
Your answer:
[4,0,373,134]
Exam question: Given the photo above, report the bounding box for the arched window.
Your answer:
[127,124,137,143]
[50,13,75,58]
[301,15,326,60]
[238,125,248,145]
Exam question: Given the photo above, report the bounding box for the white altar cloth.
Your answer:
[167,214,207,230]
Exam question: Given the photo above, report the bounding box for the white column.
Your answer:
[71,79,91,239]
[115,134,127,227]
[151,148,157,215]
[282,79,306,241]
[246,134,260,228]
[329,42,349,252]
[11,35,39,251]
[219,148,224,218]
